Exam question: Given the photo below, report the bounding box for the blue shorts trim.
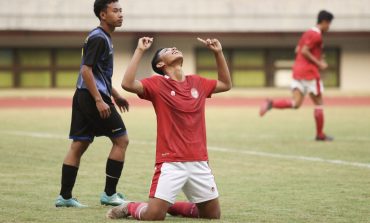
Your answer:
[110,130,128,138]
[69,136,94,142]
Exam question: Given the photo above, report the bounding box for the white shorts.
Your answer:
[149,161,219,204]
[291,79,324,96]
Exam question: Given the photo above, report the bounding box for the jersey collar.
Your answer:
[311,26,321,34]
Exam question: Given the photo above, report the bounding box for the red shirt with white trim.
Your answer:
[138,74,217,163]
[293,27,323,80]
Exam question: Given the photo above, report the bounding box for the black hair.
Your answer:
[317,10,334,24]
[151,48,165,75]
[94,0,118,20]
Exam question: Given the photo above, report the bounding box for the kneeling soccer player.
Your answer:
[106,36,232,220]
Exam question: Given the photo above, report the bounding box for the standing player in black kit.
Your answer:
[55,0,129,208]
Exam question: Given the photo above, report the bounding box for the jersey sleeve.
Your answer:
[303,32,321,50]
[197,75,217,98]
[138,75,159,101]
[83,36,106,67]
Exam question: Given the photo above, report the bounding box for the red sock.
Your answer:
[272,99,294,109]
[314,107,324,137]
[168,202,199,218]
[127,202,148,220]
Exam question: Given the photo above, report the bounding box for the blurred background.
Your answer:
[0,0,369,92]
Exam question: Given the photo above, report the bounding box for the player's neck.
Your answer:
[315,24,324,33]
[166,66,184,82]
[99,22,115,35]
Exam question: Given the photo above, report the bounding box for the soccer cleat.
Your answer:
[259,99,272,117]
[100,192,126,206]
[55,195,87,208]
[315,134,334,141]
[106,201,131,219]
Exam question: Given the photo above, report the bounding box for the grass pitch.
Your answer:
[0,105,369,223]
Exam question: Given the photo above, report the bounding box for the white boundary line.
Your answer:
[2,130,370,169]
[208,146,370,169]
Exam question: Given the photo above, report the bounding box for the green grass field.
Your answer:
[0,105,369,223]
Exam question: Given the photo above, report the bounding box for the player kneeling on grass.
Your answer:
[106,37,232,220]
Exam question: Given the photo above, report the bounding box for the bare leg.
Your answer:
[260,88,304,116]
[108,134,129,161]
[309,92,323,106]
[291,88,304,109]
[126,198,169,221]
[63,140,90,167]
[196,198,221,219]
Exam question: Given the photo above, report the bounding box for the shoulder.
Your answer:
[186,74,212,83]
[306,28,321,38]
[86,29,109,44]
[185,74,202,81]
[141,74,164,84]
[145,74,164,80]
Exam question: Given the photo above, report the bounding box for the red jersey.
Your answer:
[292,27,323,80]
[138,74,217,163]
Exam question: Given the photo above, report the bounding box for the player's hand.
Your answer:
[96,100,111,119]
[137,37,153,51]
[197,38,222,53]
[318,60,328,70]
[113,96,129,113]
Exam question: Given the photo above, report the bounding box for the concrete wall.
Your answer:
[341,49,370,91]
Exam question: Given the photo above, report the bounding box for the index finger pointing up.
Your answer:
[197,37,207,44]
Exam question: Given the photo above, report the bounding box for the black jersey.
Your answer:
[76,27,114,97]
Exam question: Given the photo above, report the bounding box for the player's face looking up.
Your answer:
[100,2,123,27]
[157,47,184,67]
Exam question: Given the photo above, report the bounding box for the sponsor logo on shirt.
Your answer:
[191,88,199,99]
[112,128,122,133]
[161,152,170,157]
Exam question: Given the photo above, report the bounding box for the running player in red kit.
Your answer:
[260,10,334,141]
[106,36,231,220]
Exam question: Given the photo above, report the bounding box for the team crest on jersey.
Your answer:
[191,88,199,99]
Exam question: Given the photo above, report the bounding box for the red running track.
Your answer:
[0,97,370,108]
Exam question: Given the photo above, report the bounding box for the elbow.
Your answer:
[80,65,89,78]
[224,81,233,91]
[225,82,232,91]
[302,51,309,58]
[121,81,130,91]
[226,74,233,91]
[222,81,232,92]
[121,78,136,93]
[301,48,309,57]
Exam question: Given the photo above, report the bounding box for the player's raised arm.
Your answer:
[197,37,232,93]
[121,37,153,94]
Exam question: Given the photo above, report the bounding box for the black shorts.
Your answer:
[69,89,127,142]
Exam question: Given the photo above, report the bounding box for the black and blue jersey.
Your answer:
[76,27,114,97]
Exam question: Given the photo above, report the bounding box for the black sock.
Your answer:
[60,164,78,199]
[104,159,124,196]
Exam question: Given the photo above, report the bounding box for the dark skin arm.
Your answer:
[111,87,129,112]
[80,65,111,119]
[197,38,232,93]
[300,45,328,70]
[121,37,153,95]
